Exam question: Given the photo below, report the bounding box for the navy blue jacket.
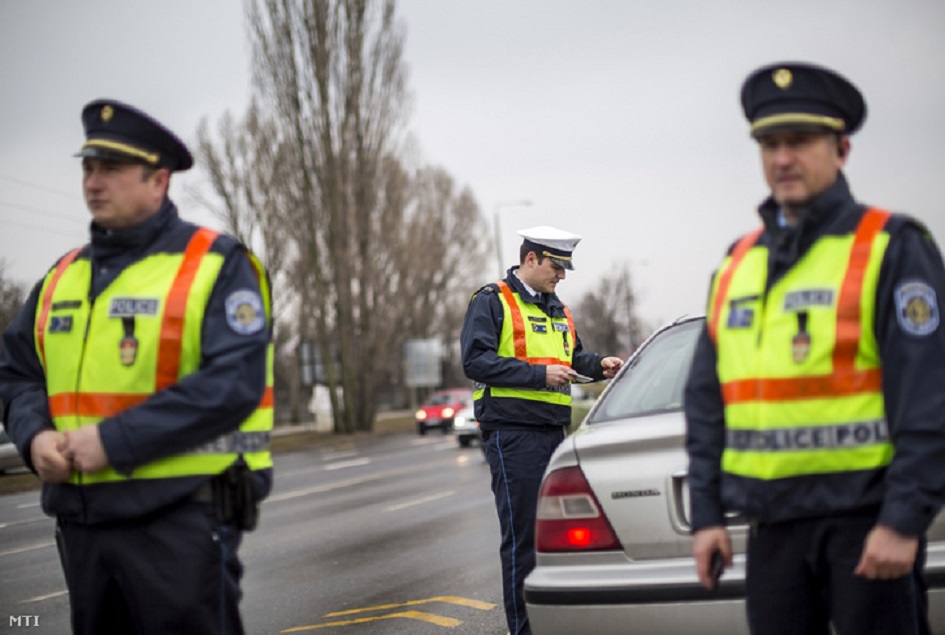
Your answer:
[460,267,604,431]
[0,201,272,524]
[685,174,945,537]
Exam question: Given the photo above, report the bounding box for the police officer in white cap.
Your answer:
[461,225,623,635]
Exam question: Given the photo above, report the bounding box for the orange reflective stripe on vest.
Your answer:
[833,209,891,371]
[709,227,763,344]
[35,246,84,365]
[48,386,273,419]
[497,281,528,359]
[157,227,218,390]
[48,392,149,419]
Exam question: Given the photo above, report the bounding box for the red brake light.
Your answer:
[567,527,592,547]
[535,466,621,552]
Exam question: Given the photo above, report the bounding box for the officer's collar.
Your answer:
[758,172,853,235]
[507,266,564,310]
[90,199,178,256]
[512,269,541,301]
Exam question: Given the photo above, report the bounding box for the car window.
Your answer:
[426,391,469,406]
[427,394,447,406]
[588,319,702,423]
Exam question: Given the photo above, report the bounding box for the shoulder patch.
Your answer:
[225,289,266,335]
[895,281,939,336]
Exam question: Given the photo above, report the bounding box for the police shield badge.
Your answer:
[792,332,811,364]
[895,281,940,336]
[225,289,266,335]
[120,336,138,366]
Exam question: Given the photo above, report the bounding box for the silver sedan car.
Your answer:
[524,315,945,634]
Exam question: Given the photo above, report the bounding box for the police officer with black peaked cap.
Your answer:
[0,100,274,634]
[685,62,945,634]
[461,225,623,635]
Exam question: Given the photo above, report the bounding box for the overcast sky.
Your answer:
[1,1,943,330]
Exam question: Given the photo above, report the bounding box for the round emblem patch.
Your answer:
[894,281,939,336]
[225,289,265,335]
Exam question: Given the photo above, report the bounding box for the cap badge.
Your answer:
[101,105,114,122]
[772,68,793,90]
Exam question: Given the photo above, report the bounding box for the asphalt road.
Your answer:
[0,432,510,634]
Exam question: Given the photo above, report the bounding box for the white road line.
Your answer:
[384,490,456,512]
[265,468,408,503]
[265,459,456,503]
[0,540,55,558]
[409,437,446,446]
[0,516,51,530]
[21,589,68,604]
[324,458,371,471]
[320,450,360,460]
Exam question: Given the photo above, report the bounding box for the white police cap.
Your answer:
[517,225,582,270]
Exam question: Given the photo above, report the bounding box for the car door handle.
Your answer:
[668,470,691,535]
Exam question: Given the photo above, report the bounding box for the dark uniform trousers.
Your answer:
[56,500,245,635]
[746,512,929,635]
[483,426,565,635]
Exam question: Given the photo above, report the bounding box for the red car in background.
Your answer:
[415,388,473,435]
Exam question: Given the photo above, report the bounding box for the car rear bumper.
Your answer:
[525,546,945,635]
[525,554,747,634]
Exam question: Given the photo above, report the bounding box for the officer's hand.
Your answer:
[545,365,575,387]
[854,524,918,580]
[63,426,110,474]
[30,430,73,483]
[601,357,623,378]
[692,526,732,590]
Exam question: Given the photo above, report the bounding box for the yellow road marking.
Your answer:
[281,610,461,632]
[280,596,498,632]
[325,595,496,617]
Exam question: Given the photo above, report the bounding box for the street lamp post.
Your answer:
[493,199,532,278]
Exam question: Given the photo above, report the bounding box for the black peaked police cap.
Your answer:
[77,99,193,172]
[741,62,866,139]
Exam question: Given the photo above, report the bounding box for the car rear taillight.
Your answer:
[535,466,621,552]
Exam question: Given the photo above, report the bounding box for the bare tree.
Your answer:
[194,0,489,432]
[192,103,303,422]
[575,264,646,359]
[0,260,26,353]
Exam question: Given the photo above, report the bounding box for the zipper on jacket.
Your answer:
[71,297,96,493]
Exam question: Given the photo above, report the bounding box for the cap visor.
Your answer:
[551,257,574,271]
[751,122,840,139]
[74,146,148,164]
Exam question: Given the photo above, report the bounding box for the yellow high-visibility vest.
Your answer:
[707,209,893,480]
[475,280,576,407]
[34,228,273,484]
